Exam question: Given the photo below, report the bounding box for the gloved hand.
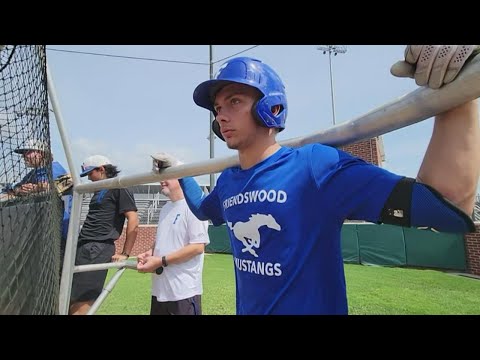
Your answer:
[151,152,183,173]
[54,173,73,196]
[390,45,480,89]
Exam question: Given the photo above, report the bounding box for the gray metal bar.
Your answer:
[46,63,80,185]
[74,259,138,273]
[74,55,480,194]
[58,191,83,315]
[86,268,127,315]
[209,45,216,191]
[47,62,86,315]
[74,156,239,194]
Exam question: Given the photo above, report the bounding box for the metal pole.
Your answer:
[46,64,80,184]
[58,191,83,314]
[46,62,84,315]
[328,48,336,125]
[72,53,480,194]
[84,261,137,314]
[209,45,216,192]
[74,259,137,273]
[86,268,127,315]
[317,45,347,126]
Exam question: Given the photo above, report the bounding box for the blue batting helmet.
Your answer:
[193,57,288,141]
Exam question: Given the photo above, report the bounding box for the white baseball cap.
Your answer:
[14,139,50,154]
[80,155,112,177]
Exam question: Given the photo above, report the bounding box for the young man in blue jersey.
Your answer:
[6,139,68,196]
[1,139,73,264]
[152,46,480,315]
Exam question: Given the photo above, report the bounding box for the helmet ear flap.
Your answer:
[212,119,225,141]
[251,100,265,128]
[255,95,287,129]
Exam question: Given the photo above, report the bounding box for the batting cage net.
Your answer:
[0,45,62,314]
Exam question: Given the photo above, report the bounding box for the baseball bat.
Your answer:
[75,54,480,194]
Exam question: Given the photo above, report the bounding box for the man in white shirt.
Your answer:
[137,178,210,315]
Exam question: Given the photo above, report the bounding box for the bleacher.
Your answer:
[79,186,169,226]
[136,195,169,224]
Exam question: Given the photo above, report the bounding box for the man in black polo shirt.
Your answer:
[70,155,139,315]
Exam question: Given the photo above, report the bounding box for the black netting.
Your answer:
[0,45,62,315]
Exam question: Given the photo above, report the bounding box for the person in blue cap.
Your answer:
[6,139,68,196]
[152,46,480,315]
[69,155,139,315]
[1,139,72,273]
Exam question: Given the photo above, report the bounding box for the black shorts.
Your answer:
[150,295,202,315]
[70,241,115,303]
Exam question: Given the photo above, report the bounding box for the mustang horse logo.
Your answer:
[227,213,281,257]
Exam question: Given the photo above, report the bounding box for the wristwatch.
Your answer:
[161,255,168,267]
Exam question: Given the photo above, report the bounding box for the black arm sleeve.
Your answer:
[379,177,475,233]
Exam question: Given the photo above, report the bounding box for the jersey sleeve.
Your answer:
[179,177,224,226]
[310,145,403,223]
[117,188,138,214]
[52,162,68,179]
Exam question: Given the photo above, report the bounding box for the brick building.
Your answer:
[340,137,385,166]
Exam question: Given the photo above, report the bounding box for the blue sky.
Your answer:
[45,45,478,192]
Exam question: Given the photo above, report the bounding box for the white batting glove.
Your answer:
[390,45,480,89]
[151,152,183,173]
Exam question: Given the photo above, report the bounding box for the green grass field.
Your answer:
[97,253,480,315]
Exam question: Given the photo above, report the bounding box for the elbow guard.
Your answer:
[379,177,475,233]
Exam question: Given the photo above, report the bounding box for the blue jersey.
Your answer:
[16,161,71,241]
[193,144,402,315]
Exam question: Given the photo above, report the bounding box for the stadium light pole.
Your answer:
[208,45,216,192]
[316,45,347,125]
